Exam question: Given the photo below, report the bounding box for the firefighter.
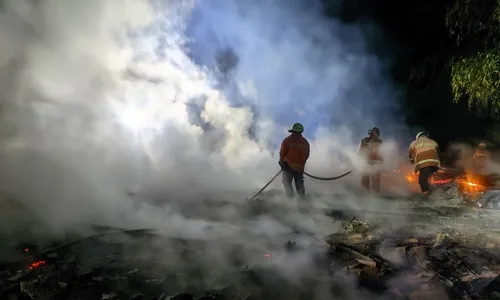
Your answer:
[408,132,440,197]
[279,123,310,199]
[358,127,383,192]
[472,142,490,174]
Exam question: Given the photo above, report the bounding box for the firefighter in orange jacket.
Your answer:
[408,132,440,196]
[472,142,490,174]
[279,123,310,199]
[358,127,383,192]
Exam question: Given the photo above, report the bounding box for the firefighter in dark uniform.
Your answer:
[358,127,383,193]
[472,142,490,174]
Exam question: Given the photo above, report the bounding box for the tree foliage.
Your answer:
[446,0,500,48]
[447,0,500,117]
[324,0,500,143]
[451,49,500,116]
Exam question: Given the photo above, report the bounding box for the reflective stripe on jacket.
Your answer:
[280,133,310,173]
[408,136,440,171]
[472,149,490,167]
[358,136,383,163]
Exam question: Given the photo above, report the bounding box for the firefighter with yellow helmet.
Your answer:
[408,132,440,196]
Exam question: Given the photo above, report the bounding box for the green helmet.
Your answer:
[288,122,304,133]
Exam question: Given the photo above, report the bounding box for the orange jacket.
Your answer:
[408,136,440,171]
[280,133,310,172]
[358,136,383,163]
[472,148,490,167]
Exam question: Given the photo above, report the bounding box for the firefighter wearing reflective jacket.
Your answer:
[408,132,440,196]
[472,142,490,174]
[279,123,310,199]
[358,127,383,192]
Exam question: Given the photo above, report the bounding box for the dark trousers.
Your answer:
[418,166,438,193]
[361,173,380,192]
[472,164,486,175]
[282,168,305,199]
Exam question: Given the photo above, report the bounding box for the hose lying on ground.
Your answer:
[247,169,354,201]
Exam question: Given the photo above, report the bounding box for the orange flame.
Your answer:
[456,173,489,201]
[459,176,487,190]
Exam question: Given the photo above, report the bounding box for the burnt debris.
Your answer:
[4,193,500,300]
[326,218,500,299]
[3,221,500,300]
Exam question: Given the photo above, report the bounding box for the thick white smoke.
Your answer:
[0,0,408,240]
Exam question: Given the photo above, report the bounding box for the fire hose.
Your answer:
[304,170,354,181]
[247,169,354,202]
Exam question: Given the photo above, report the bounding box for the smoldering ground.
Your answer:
[0,0,417,298]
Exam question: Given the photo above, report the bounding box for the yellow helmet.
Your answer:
[478,142,487,148]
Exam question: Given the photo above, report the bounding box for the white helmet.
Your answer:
[416,132,427,139]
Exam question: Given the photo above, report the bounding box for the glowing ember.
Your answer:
[430,178,453,185]
[29,260,46,270]
[405,171,453,185]
[405,172,417,183]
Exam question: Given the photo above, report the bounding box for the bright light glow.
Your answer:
[110,94,190,140]
[113,102,162,137]
[119,106,150,132]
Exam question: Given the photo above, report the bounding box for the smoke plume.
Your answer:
[0,0,409,249]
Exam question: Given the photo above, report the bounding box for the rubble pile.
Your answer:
[0,237,245,300]
[3,195,500,299]
[0,231,333,300]
[4,221,500,300]
[325,218,500,299]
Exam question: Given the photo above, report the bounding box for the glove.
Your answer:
[278,160,289,170]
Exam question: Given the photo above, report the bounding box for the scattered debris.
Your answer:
[1,231,329,300]
[326,218,500,299]
[3,196,500,299]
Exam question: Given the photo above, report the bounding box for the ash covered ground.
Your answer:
[3,180,500,300]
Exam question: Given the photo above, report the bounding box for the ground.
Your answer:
[2,181,500,299]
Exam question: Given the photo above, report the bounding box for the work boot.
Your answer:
[298,193,308,201]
